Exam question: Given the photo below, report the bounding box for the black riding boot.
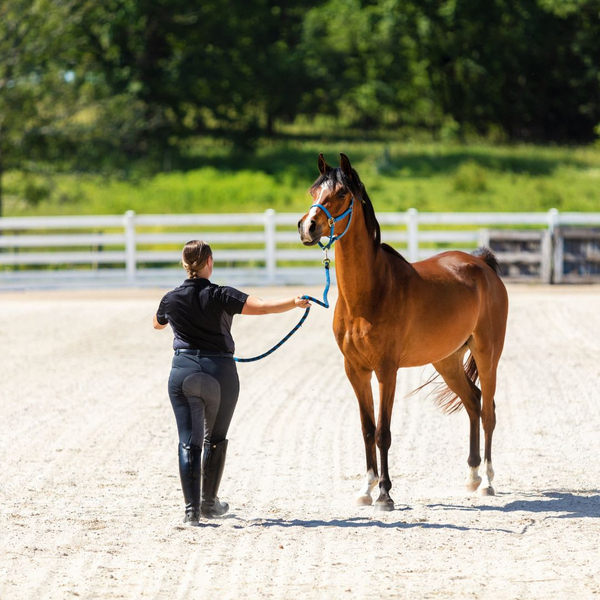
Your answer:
[178,442,202,526]
[201,439,229,517]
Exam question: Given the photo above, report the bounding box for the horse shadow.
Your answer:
[227,513,513,534]
[187,492,599,531]
[428,491,600,519]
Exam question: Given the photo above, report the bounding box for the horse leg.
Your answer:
[374,369,397,512]
[433,352,483,492]
[471,354,498,496]
[344,361,378,505]
[469,338,501,496]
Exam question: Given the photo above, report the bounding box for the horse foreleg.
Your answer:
[374,371,397,512]
[345,362,378,505]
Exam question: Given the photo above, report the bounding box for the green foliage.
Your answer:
[2,0,600,220]
[6,141,600,217]
[452,161,488,193]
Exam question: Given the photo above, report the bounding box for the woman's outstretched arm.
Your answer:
[242,295,310,316]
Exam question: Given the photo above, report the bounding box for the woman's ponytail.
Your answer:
[182,240,212,279]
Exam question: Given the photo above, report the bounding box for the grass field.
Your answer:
[4,140,600,217]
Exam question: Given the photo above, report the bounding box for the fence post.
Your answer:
[478,228,490,248]
[124,210,136,285]
[547,207,560,235]
[407,208,419,262]
[264,208,277,284]
[548,208,560,284]
[553,230,564,284]
[541,231,552,284]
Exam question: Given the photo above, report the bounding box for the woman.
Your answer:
[153,240,310,526]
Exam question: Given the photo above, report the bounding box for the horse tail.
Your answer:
[434,353,479,414]
[408,353,479,414]
[472,246,502,275]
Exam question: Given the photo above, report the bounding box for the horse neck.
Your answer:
[333,201,383,305]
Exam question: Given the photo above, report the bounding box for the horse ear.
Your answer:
[339,153,353,178]
[318,153,332,175]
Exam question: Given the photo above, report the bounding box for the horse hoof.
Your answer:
[479,485,495,497]
[356,494,373,506]
[374,500,395,512]
[465,477,482,493]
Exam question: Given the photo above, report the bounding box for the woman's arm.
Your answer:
[242,295,310,316]
[153,314,168,330]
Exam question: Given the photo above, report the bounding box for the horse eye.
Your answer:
[337,189,347,198]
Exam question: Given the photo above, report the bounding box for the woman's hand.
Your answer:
[294,295,311,309]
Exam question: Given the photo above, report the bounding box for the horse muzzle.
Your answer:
[298,216,322,246]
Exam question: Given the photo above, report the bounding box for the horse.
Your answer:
[298,153,508,511]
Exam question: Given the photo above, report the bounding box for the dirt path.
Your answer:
[1,285,599,599]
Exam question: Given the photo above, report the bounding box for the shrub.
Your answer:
[452,161,489,193]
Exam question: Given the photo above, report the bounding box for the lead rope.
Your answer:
[233,255,331,363]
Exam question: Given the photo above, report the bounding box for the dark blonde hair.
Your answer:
[182,240,212,279]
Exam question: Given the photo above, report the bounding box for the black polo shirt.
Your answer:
[156,279,249,352]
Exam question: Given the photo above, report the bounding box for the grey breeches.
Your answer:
[167,354,240,447]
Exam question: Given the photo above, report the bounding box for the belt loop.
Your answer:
[175,349,180,356]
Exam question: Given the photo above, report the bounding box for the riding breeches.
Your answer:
[167,354,240,447]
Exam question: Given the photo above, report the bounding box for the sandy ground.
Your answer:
[1,283,599,599]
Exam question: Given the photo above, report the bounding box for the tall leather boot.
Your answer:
[178,442,202,526]
[201,439,229,517]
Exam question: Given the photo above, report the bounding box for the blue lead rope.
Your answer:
[233,259,331,363]
[233,196,355,363]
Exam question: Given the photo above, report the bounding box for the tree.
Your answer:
[0,0,75,216]
[416,0,600,142]
[300,0,435,129]
[60,0,317,153]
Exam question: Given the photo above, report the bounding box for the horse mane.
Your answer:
[310,167,409,264]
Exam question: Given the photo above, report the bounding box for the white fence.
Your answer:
[1,209,599,290]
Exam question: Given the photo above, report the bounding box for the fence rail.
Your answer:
[1,209,599,290]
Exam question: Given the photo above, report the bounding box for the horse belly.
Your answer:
[398,296,480,367]
[399,333,470,367]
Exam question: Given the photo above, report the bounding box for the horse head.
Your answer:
[298,153,359,246]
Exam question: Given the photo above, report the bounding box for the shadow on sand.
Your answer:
[188,492,599,531]
[427,491,600,519]
[242,515,513,534]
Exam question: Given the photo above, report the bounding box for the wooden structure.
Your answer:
[1,209,599,289]
[478,229,552,284]
[554,228,600,284]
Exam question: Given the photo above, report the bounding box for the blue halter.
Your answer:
[310,197,354,251]
[232,195,355,363]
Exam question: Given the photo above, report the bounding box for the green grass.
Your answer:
[4,140,600,217]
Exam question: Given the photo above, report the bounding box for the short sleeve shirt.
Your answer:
[156,279,248,352]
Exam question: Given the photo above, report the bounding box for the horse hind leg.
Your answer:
[468,347,499,497]
[468,276,507,497]
[432,351,482,493]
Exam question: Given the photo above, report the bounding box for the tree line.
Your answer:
[1,0,599,211]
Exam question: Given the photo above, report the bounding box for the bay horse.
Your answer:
[298,153,508,511]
